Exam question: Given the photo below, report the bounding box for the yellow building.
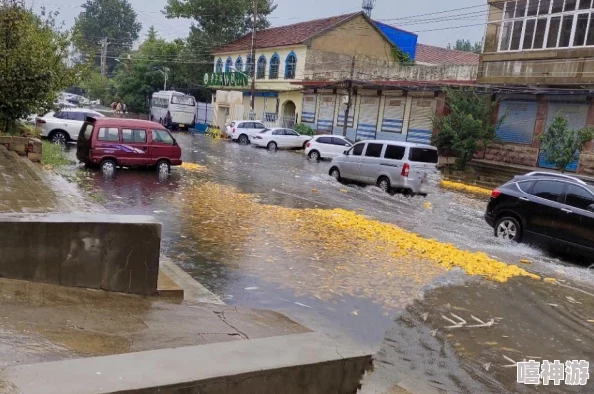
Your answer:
[208,12,403,129]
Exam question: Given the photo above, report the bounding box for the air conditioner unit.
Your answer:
[342,96,350,105]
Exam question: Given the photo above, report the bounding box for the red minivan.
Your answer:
[77,117,182,173]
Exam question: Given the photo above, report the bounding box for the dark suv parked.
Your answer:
[485,172,594,252]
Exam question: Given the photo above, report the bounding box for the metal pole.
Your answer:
[250,0,257,112]
[343,56,356,137]
[164,73,167,91]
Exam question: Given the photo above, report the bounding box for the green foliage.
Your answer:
[41,141,71,167]
[295,123,315,136]
[448,39,483,54]
[539,116,594,173]
[80,70,115,105]
[73,0,142,73]
[391,47,412,64]
[432,88,501,170]
[0,1,84,133]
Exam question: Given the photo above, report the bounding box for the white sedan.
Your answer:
[250,128,312,150]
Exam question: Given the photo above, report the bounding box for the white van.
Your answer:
[329,140,439,195]
[150,91,196,130]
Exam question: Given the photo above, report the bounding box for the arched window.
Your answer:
[256,55,267,79]
[215,58,223,73]
[246,54,254,77]
[269,54,280,80]
[225,57,233,72]
[235,56,243,72]
[284,52,297,79]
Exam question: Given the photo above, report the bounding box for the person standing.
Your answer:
[116,102,122,114]
[122,103,127,114]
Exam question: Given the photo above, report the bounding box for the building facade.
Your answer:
[479,0,594,174]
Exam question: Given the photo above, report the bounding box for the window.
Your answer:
[517,180,535,193]
[365,143,384,158]
[257,55,266,79]
[97,127,120,142]
[172,96,195,106]
[409,148,438,163]
[332,137,351,146]
[384,145,406,160]
[70,112,86,121]
[564,184,594,210]
[215,58,223,73]
[317,136,332,144]
[531,180,565,201]
[53,112,65,119]
[498,0,594,51]
[284,52,297,79]
[272,129,285,135]
[269,54,280,79]
[246,55,254,77]
[351,143,364,156]
[254,123,266,129]
[225,57,232,72]
[122,129,147,143]
[81,123,94,140]
[151,129,174,145]
[284,129,298,136]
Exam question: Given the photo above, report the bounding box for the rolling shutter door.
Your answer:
[302,94,317,124]
[495,101,537,144]
[382,97,405,133]
[538,102,589,172]
[337,95,355,127]
[357,96,380,140]
[407,98,436,144]
[317,95,335,132]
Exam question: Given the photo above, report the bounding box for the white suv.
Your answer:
[225,120,267,145]
[305,135,353,160]
[37,108,104,144]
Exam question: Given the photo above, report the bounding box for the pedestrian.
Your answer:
[122,103,127,114]
[116,102,122,114]
[111,101,117,111]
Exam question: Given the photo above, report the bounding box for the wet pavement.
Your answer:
[60,133,594,392]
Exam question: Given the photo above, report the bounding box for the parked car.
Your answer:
[329,140,438,195]
[485,172,594,253]
[225,120,267,144]
[76,117,182,173]
[305,135,354,160]
[250,128,312,150]
[37,108,104,144]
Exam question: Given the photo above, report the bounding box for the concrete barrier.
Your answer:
[0,332,373,394]
[0,213,161,295]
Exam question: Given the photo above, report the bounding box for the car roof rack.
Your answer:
[524,171,587,186]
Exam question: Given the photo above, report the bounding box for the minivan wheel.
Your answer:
[329,167,341,181]
[50,131,68,144]
[378,177,390,193]
[495,217,522,242]
[267,141,277,151]
[238,134,249,145]
[156,160,170,174]
[100,159,116,175]
[308,150,320,161]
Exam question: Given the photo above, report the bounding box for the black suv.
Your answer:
[485,172,594,252]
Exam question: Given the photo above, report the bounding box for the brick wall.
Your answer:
[578,152,594,176]
[484,143,539,167]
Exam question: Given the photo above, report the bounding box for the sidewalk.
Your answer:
[0,146,310,367]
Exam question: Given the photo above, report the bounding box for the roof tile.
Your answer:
[415,43,480,66]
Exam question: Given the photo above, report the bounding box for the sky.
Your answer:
[33,0,487,48]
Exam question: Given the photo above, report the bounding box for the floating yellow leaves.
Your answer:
[424,201,432,210]
[544,278,559,284]
[181,162,207,172]
[440,180,492,198]
[520,259,531,265]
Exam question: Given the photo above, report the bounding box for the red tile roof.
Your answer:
[213,12,361,54]
[415,43,480,66]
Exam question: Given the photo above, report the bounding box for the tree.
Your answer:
[73,0,142,73]
[448,39,482,54]
[81,70,115,105]
[0,1,84,133]
[432,88,501,170]
[539,116,594,173]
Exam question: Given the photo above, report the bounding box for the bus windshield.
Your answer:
[171,95,195,106]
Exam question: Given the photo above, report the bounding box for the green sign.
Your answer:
[204,72,249,87]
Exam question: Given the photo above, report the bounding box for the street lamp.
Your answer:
[153,67,170,91]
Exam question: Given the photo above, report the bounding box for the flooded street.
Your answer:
[63,133,594,393]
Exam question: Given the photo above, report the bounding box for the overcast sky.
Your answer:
[34,0,487,48]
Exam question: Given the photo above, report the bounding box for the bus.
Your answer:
[150,91,196,130]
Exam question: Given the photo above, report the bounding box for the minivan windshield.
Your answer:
[171,95,195,106]
[409,147,438,163]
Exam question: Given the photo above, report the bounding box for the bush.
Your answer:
[539,116,594,173]
[41,141,71,168]
[295,123,315,136]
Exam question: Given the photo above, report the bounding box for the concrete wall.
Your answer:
[310,15,393,61]
[304,50,478,82]
[0,214,161,295]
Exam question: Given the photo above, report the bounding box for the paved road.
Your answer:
[63,134,594,393]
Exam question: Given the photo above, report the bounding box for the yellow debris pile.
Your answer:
[440,180,493,198]
[181,162,207,172]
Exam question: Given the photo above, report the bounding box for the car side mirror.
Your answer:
[343,150,349,155]
[588,204,594,213]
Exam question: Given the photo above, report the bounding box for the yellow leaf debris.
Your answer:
[440,180,492,198]
[181,162,206,172]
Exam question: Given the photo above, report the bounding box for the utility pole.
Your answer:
[342,56,356,137]
[249,0,257,113]
[100,37,109,77]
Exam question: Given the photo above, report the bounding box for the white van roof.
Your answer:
[357,140,436,149]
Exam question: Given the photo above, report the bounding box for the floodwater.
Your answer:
[62,134,594,393]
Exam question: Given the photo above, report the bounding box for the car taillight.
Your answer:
[491,189,501,198]
[232,127,236,133]
[306,142,311,148]
[401,163,410,177]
